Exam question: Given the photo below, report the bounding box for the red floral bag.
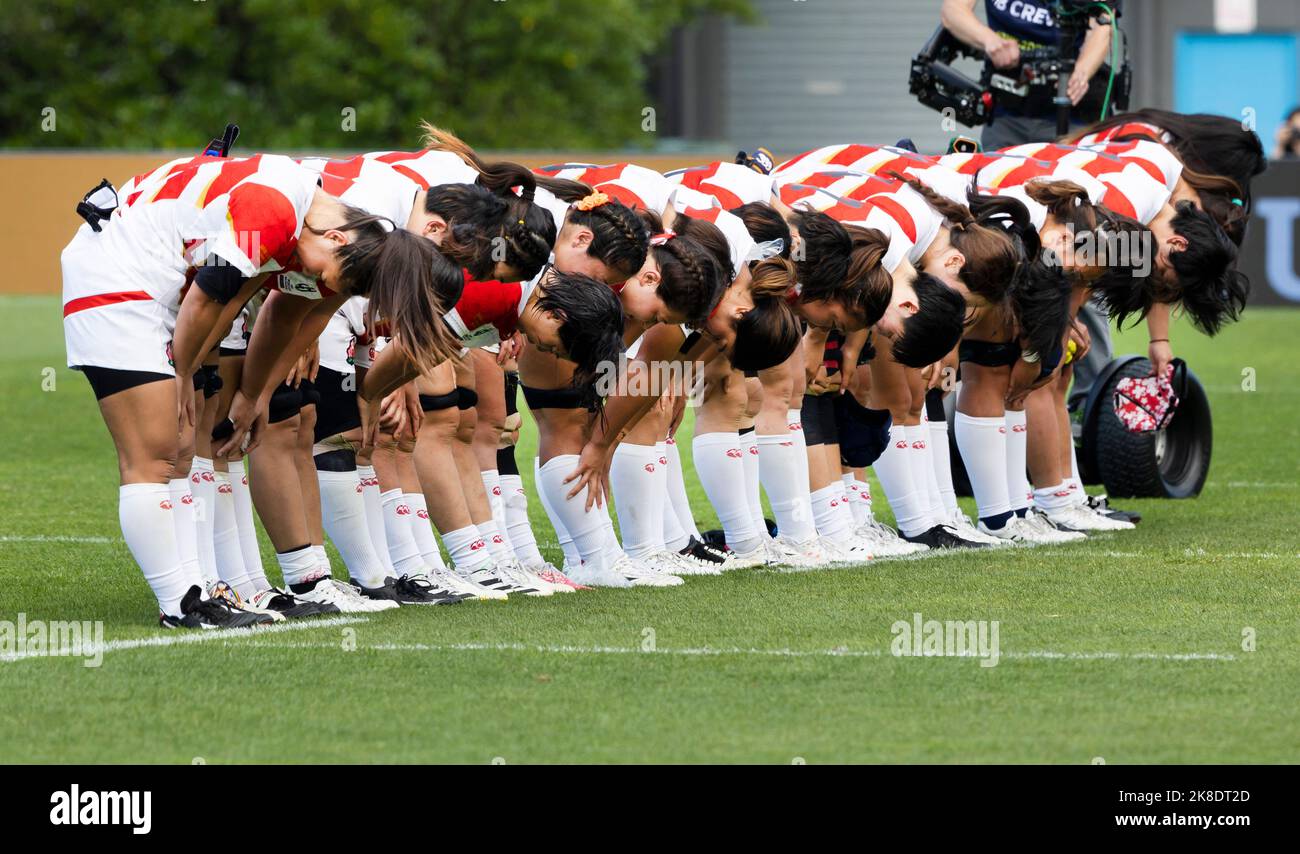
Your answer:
[1112,359,1186,433]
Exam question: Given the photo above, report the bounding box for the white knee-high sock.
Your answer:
[843,473,872,526]
[318,470,389,588]
[479,470,515,554]
[354,465,392,574]
[168,477,202,587]
[188,457,218,588]
[1066,441,1086,506]
[404,493,447,570]
[121,483,196,616]
[739,430,768,540]
[872,426,933,536]
[692,432,763,554]
[1034,481,1074,512]
[757,432,817,541]
[810,483,853,539]
[476,519,513,563]
[500,474,545,565]
[380,489,426,577]
[610,443,664,559]
[536,455,629,586]
[226,459,269,591]
[654,442,689,551]
[662,438,701,541]
[928,418,961,516]
[1004,409,1032,513]
[443,525,493,572]
[787,408,813,496]
[533,457,581,566]
[954,412,1013,526]
[213,472,253,596]
[907,423,947,522]
[277,544,320,589]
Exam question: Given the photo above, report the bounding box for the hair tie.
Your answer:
[1231,198,1243,207]
[649,231,675,246]
[750,237,785,260]
[518,218,526,226]
[575,191,610,211]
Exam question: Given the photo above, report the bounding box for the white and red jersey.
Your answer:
[65,153,319,318]
[664,161,776,209]
[777,177,945,273]
[535,163,677,215]
[958,145,1172,226]
[1074,121,1170,147]
[442,274,539,351]
[318,296,375,374]
[671,203,757,273]
[776,144,973,206]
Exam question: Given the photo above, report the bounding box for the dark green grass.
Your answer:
[1,296,1297,763]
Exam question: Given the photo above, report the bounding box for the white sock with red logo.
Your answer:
[610,443,664,559]
[1004,409,1032,515]
[317,470,389,589]
[1033,482,1075,512]
[739,430,769,540]
[872,426,934,537]
[478,470,515,555]
[168,477,202,586]
[443,525,493,573]
[404,493,448,570]
[535,454,624,581]
[1066,443,1086,506]
[907,423,948,523]
[693,432,763,554]
[842,473,873,527]
[212,471,254,597]
[188,457,219,588]
[810,483,853,539]
[499,474,546,565]
[226,459,270,592]
[354,465,392,574]
[278,544,321,589]
[532,457,582,566]
[658,443,691,551]
[379,489,425,578]
[121,483,195,616]
[757,432,817,541]
[476,519,513,563]
[953,412,1013,529]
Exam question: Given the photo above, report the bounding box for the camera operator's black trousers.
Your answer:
[981,113,1113,407]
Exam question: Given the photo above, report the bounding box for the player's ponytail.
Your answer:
[342,225,464,375]
[890,171,1025,305]
[731,257,801,372]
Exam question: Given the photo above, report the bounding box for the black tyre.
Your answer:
[1091,357,1213,498]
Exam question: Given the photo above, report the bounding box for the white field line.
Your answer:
[0,534,120,544]
[236,639,1237,663]
[0,616,368,664]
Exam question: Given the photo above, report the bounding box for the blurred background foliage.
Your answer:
[0,0,752,150]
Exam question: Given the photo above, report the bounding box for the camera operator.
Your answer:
[940,0,1119,149]
[1273,107,1300,160]
[940,0,1121,400]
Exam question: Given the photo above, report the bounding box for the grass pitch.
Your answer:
[1,296,1297,763]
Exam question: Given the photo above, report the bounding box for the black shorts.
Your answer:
[835,395,892,468]
[419,389,460,412]
[80,366,171,401]
[521,383,597,412]
[800,393,839,446]
[959,338,1019,368]
[268,382,303,424]
[313,367,360,442]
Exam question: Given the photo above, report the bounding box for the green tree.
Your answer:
[0,0,751,151]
